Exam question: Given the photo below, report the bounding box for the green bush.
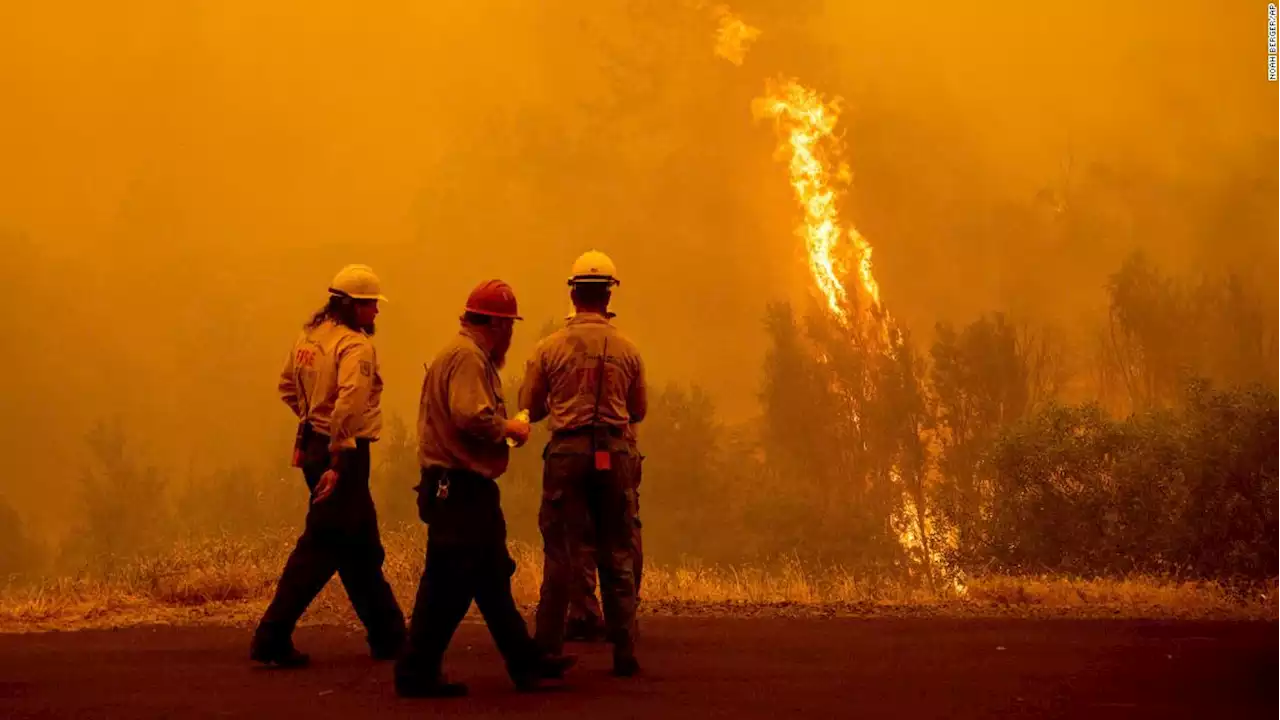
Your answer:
[976,383,1277,580]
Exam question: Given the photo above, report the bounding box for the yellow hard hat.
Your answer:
[568,250,620,286]
[329,264,387,302]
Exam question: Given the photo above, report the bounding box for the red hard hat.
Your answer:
[464,279,522,319]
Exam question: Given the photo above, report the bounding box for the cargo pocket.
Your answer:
[538,460,567,537]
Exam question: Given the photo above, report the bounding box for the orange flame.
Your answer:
[713,5,959,591]
[751,78,883,330]
[893,469,968,596]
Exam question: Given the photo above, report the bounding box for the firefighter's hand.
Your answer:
[504,417,531,447]
[313,469,339,504]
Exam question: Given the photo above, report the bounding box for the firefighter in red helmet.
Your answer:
[395,279,575,697]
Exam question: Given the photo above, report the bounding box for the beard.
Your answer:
[490,332,511,370]
[364,322,377,336]
[461,322,509,368]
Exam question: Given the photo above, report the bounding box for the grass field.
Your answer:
[2,524,1274,633]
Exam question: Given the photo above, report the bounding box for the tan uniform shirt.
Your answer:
[278,319,383,453]
[519,312,647,434]
[417,329,511,479]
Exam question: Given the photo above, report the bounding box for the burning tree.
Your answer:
[745,51,954,587]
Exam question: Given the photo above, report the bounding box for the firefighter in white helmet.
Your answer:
[554,251,638,640]
[519,250,647,677]
[251,264,406,667]
[565,250,620,284]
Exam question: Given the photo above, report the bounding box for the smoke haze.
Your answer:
[1,0,1274,543]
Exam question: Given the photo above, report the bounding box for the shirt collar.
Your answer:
[564,311,615,324]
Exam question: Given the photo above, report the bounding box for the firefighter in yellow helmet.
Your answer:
[251,264,406,667]
[519,251,647,676]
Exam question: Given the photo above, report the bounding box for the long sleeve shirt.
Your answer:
[417,329,511,479]
[278,319,383,453]
[518,312,647,435]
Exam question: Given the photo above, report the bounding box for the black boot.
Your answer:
[370,632,405,661]
[513,653,577,692]
[396,673,469,698]
[250,642,310,668]
[612,650,640,678]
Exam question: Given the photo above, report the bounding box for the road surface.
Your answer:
[0,617,1273,719]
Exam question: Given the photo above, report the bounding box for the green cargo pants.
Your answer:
[534,435,640,659]
[568,460,642,633]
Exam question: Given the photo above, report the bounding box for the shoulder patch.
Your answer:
[360,360,373,377]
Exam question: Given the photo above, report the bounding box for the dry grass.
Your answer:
[2,526,1274,633]
[962,575,1272,615]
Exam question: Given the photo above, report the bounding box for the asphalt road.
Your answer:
[0,617,1274,719]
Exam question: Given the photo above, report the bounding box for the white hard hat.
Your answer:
[329,264,387,302]
[568,250,620,286]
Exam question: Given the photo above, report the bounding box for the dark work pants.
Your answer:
[253,436,405,655]
[395,468,541,686]
[535,446,640,657]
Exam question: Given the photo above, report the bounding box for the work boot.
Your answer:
[396,673,469,698]
[538,652,577,680]
[612,651,640,678]
[250,643,310,669]
[370,633,405,661]
[513,653,577,692]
